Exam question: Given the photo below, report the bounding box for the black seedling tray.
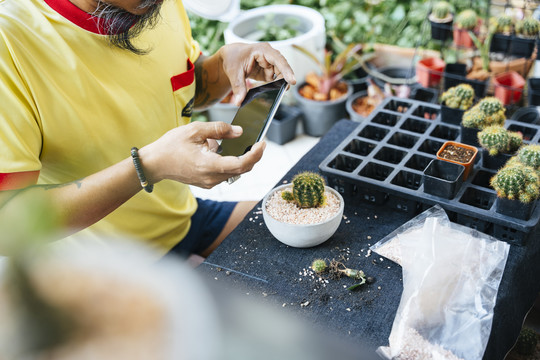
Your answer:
[320,97,540,246]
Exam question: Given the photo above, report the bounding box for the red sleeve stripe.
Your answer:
[0,171,40,190]
[171,59,195,92]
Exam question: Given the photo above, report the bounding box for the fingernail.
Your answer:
[232,125,242,135]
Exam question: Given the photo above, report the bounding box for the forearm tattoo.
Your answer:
[194,58,225,108]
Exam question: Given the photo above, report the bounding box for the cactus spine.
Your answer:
[441,83,475,110]
[282,171,326,208]
[517,144,540,169]
[432,1,452,20]
[490,162,540,203]
[456,9,478,30]
[478,126,523,155]
[515,17,540,37]
[311,259,327,273]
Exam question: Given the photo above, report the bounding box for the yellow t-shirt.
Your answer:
[0,0,201,255]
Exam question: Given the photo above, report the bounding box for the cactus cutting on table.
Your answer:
[515,327,538,356]
[440,83,475,110]
[282,171,326,208]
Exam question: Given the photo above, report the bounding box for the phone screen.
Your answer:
[219,78,288,157]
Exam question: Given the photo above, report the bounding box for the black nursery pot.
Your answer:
[266,105,302,145]
[410,87,439,103]
[527,78,540,107]
[481,149,513,170]
[430,19,453,42]
[490,33,511,54]
[459,125,480,147]
[509,36,536,58]
[443,63,487,98]
[423,159,465,199]
[495,197,537,221]
[440,105,465,125]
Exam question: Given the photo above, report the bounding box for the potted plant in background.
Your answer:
[440,83,475,125]
[453,9,479,48]
[478,125,523,170]
[490,14,514,54]
[293,43,362,136]
[490,161,539,221]
[429,1,453,42]
[511,17,540,58]
[461,97,506,147]
[493,71,526,106]
[262,171,344,248]
[416,57,446,88]
[436,140,478,180]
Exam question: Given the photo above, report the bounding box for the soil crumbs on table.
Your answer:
[439,144,475,163]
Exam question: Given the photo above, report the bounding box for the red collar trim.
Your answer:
[44,0,116,34]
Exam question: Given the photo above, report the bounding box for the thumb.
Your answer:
[189,121,243,142]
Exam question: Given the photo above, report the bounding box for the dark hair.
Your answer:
[91,0,163,55]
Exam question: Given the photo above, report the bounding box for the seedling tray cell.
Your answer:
[319,97,540,246]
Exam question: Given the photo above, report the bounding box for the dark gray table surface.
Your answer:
[197,119,540,359]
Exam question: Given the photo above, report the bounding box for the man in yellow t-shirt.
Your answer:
[0,0,296,258]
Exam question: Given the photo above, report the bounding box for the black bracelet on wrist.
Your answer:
[130,147,153,193]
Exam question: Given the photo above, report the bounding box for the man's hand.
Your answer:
[219,43,296,106]
[139,121,265,188]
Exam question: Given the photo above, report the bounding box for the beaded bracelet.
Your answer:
[130,147,153,193]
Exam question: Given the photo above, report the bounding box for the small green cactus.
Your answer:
[281,171,326,208]
[515,17,540,37]
[515,327,538,356]
[490,162,540,203]
[493,14,514,34]
[440,83,475,110]
[432,1,452,20]
[517,144,540,169]
[478,126,510,155]
[311,259,327,273]
[478,126,523,155]
[462,107,487,129]
[455,9,478,30]
[476,97,506,126]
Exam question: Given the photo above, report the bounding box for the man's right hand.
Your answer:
[139,121,266,189]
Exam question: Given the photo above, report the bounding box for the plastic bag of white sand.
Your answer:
[372,206,510,360]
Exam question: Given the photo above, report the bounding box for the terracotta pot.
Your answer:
[453,28,474,48]
[436,141,478,180]
[416,57,446,88]
[493,71,525,105]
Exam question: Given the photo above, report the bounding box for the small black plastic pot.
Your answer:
[481,149,513,170]
[443,63,487,98]
[510,105,540,124]
[490,33,511,54]
[459,125,480,147]
[443,63,467,90]
[430,18,453,42]
[410,87,439,103]
[266,105,302,145]
[527,78,540,106]
[495,197,537,221]
[440,105,465,125]
[509,36,536,58]
[423,159,465,199]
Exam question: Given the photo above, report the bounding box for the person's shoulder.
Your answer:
[0,0,42,40]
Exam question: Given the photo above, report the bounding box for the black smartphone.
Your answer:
[218,78,288,157]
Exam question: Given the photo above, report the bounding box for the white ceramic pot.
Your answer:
[262,184,344,248]
[224,5,326,104]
